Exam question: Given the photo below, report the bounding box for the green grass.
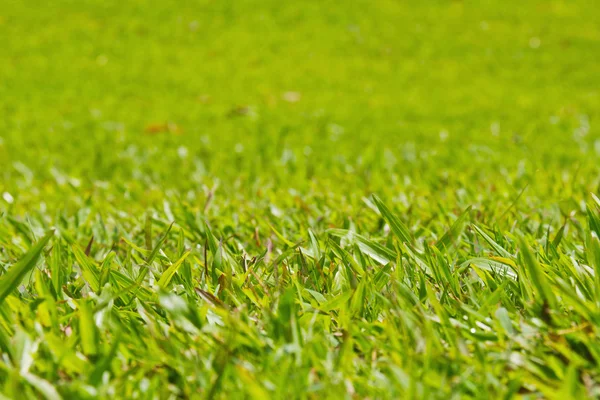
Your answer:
[1,0,600,398]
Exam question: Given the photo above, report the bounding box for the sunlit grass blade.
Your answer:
[0,231,53,304]
[328,229,395,265]
[472,225,513,259]
[372,195,413,245]
[518,237,557,310]
[21,372,62,400]
[158,250,192,288]
[460,257,517,280]
[71,244,101,292]
[147,222,174,265]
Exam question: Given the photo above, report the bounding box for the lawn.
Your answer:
[1,0,600,398]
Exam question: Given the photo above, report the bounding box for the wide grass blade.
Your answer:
[0,231,53,304]
[328,229,395,265]
[518,237,557,309]
[71,244,101,292]
[158,250,192,288]
[372,195,413,245]
[472,225,513,259]
[78,299,98,357]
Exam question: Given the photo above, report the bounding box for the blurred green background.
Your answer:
[1,0,599,210]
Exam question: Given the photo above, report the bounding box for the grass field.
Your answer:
[1,0,600,398]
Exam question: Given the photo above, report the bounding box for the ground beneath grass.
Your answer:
[1,0,600,398]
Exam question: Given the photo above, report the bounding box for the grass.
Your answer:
[1,0,600,398]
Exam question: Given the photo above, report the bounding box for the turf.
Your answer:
[1,0,600,398]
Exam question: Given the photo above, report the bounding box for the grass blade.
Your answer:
[518,237,557,309]
[372,195,413,245]
[436,206,471,250]
[158,250,192,288]
[0,231,53,304]
[147,222,174,265]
